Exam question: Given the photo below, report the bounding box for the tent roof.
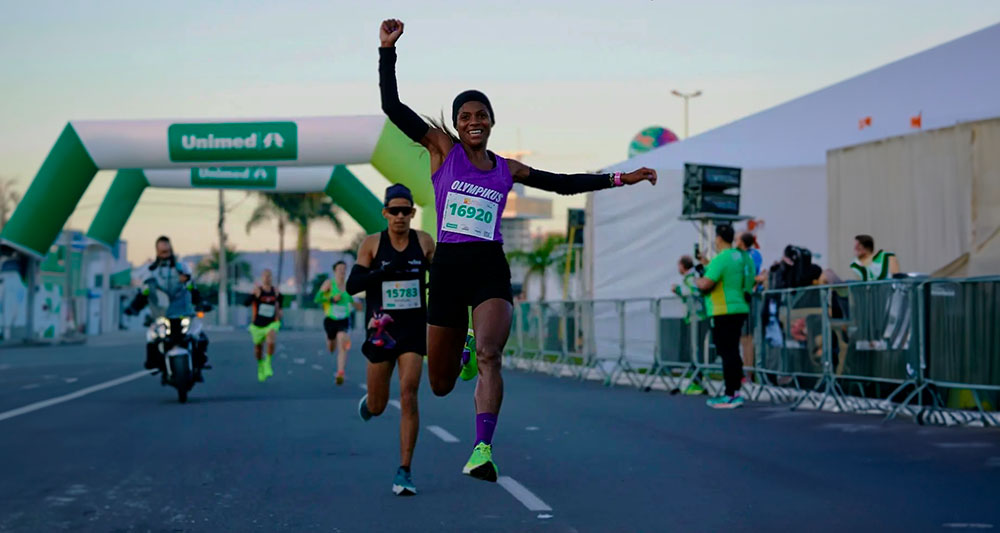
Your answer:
[607,23,1000,171]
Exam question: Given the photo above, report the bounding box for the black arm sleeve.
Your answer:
[519,168,614,196]
[346,264,386,295]
[379,47,430,143]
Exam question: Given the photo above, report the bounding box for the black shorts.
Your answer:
[428,241,513,329]
[323,317,350,340]
[362,312,427,364]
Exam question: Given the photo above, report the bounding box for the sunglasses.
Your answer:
[386,206,414,217]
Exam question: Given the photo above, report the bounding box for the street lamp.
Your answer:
[671,89,702,139]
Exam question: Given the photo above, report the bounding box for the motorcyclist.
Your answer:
[125,236,210,375]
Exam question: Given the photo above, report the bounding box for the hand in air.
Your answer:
[380,19,404,47]
[623,167,657,186]
[320,279,332,292]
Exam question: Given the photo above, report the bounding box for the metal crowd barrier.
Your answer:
[503,276,1000,427]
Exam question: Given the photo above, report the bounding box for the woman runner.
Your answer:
[378,18,657,481]
[346,184,434,496]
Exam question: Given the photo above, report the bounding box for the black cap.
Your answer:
[384,184,414,206]
[452,90,495,127]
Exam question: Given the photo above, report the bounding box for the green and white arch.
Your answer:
[1,116,434,257]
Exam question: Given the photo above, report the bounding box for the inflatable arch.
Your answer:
[1,116,434,258]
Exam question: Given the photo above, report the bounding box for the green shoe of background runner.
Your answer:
[264,356,274,378]
[684,382,705,395]
[462,442,499,482]
[257,360,267,383]
[460,329,478,381]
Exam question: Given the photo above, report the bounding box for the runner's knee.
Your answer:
[430,374,456,397]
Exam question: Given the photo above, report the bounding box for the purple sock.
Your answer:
[475,413,498,445]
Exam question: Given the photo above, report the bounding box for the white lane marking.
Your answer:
[21,384,40,390]
[64,377,78,384]
[388,400,401,410]
[821,423,878,434]
[426,425,459,443]
[933,442,995,449]
[498,476,552,512]
[537,514,553,520]
[0,370,151,423]
[293,358,305,365]
[943,524,994,529]
[358,384,368,391]
[525,426,540,431]
[311,364,324,371]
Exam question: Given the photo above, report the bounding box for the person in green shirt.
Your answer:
[315,260,362,385]
[696,224,754,409]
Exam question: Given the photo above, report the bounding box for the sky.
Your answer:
[1,0,998,264]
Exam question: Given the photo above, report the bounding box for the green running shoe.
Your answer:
[264,356,274,378]
[683,382,705,395]
[462,442,499,482]
[257,360,267,383]
[460,330,478,381]
[392,466,417,496]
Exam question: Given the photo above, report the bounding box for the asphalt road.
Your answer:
[0,328,998,532]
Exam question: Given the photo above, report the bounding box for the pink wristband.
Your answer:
[613,172,623,187]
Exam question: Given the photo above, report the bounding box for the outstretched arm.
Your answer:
[379,19,452,162]
[507,159,657,195]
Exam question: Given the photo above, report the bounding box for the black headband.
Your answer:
[452,90,495,127]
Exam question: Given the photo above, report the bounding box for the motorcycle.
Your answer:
[144,308,210,403]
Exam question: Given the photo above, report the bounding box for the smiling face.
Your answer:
[456,101,492,149]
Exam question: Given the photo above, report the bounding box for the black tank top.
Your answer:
[366,230,428,324]
[251,286,281,327]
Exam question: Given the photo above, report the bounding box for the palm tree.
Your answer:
[268,193,345,307]
[0,177,22,231]
[507,235,567,301]
[195,245,253,284]
[245,194,290,287]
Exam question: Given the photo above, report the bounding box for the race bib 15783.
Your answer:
[382,279,421,310]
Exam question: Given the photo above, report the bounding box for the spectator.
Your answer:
[696,224,755,409]
[736,233,761,377]
[849,234,900,281]
[672,255,705,323]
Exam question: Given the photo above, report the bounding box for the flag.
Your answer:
[910,113,922,129]
[858,116,872,130]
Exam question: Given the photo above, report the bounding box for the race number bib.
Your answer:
[441,192,498,240]
[258,303,276,318]
[382,279,421,310]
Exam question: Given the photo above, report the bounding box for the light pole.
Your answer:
[671,89,702,138]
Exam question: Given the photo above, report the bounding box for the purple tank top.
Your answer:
[431,144,513,244]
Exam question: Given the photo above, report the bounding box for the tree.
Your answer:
[195,245,253,285]
[267,193,345,307]
[245,194,290,286]
[0,177,22,231]
[507,234,567,301]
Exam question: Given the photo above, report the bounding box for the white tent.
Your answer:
[592,23,1000,302]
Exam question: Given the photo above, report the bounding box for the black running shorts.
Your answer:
[428,241,513,329]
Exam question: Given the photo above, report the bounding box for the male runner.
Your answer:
[316,261,361,385]
[347,184,434,496]
[246,269,282,382]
